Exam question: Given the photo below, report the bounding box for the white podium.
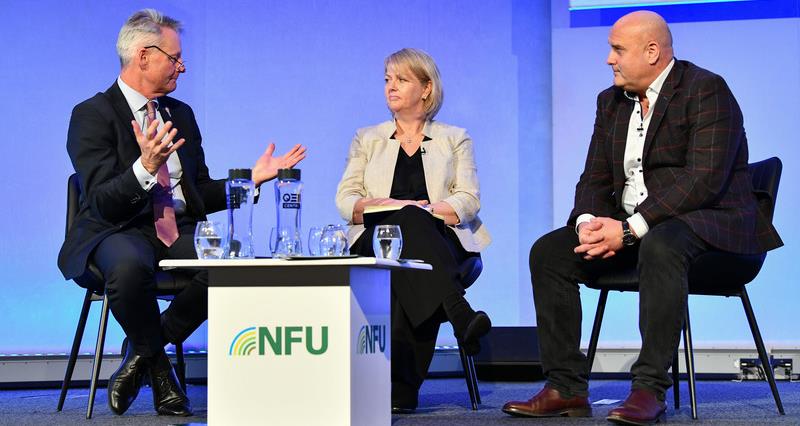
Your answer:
[160,257,431,426]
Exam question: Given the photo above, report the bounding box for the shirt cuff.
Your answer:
[626,213,649,239]
[133,158,158,191]
[575,213,596,234]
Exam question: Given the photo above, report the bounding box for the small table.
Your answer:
[160,257,431,425]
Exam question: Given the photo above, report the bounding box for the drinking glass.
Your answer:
[319,225,338,257]
[332,224,348,255]
[308,226,322,256]
[272,226,301,258]
[269,227,279,256]
[194,221,224,259]
[372,225,402,260]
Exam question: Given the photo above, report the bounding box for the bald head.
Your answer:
[606,11,674,94]
[614,11,673,58]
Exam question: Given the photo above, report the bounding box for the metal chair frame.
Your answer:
[584,158,785,419]
[56,173,187,419]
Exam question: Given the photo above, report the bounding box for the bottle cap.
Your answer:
[228,168,252,180]
[277,168,301,180]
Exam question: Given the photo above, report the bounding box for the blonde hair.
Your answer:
[385,48,443,120]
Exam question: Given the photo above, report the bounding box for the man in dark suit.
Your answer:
[502,10,782,424]
[57,9,305,416]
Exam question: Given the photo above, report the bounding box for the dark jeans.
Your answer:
[531,217,709,399]
[350,205,471,406]
[93,222,207,357]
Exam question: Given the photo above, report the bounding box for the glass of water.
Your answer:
[308,226,322,256]
[269,227,279,257]
[320,225,338,256]
[333,224,348,255]
[372,225,402,260]
[194,221,224,259]
[320,224,348,256]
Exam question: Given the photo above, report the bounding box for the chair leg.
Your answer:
[740,289,785,415]
[458,346,479,410]
[86,294,110,419]
[672,347,680,410]
[586,290,609,371]
[57,289,94,411]
[683,309,697,420]
[176,342,186,391]
[467,352,481,405]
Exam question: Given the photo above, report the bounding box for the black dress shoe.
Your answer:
[459,311,492,355]
[149,351,193,416]
[108,338,148,415]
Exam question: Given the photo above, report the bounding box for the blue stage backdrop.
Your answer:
[0,0,550,354]
[0,0,796,356]
[552,0,800,346]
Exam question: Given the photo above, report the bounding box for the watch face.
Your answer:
[623,234,637,246]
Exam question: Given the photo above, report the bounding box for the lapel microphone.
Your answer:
[421,147,426,155]
[624,89,645,134]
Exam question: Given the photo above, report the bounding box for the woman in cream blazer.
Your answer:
[335,48,491,413]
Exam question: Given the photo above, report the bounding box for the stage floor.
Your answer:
[2,378,797,425]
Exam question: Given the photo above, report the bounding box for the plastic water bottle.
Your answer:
[224,168,255,258]
[273,168,303,257]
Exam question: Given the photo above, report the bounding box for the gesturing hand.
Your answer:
[131,120,185,175]
[252,143,307,186]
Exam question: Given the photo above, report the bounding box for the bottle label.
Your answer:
[282,193,301,209]
[228,186,247,209]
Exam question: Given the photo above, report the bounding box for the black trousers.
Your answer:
[350,206,471,406]
[92,221,207,357]
[531,217,709,399]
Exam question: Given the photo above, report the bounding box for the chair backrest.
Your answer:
[66,173,106,293]
[66,173,82,237]
[748,157,782,222]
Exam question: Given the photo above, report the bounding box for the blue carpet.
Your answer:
[0,378,797,425]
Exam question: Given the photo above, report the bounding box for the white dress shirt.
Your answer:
[576,59,675,239]
[117,77,187,214]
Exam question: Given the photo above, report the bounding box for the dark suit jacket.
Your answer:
[58,81,227,283]
[568,60,782,255]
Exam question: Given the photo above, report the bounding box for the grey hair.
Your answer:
[116,9,182,68]
[385,48,444,121]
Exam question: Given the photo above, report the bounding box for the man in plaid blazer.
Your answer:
[503,10,782,424]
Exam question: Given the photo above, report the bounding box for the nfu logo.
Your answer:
[357,324,386,354]
[229,326,328,356]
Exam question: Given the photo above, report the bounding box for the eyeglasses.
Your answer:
[144,45,186,71]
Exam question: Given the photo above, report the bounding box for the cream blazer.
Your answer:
[335,120,491,252]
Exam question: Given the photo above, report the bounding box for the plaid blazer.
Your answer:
[568,60,782,255]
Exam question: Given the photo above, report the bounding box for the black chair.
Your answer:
[56,173,191,419]
[584,157,785,419]
[456,255,483,410]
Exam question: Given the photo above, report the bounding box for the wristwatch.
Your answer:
[621,220,637,246]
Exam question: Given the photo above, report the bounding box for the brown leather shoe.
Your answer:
[502,386,592,417]
[606,388,666,425]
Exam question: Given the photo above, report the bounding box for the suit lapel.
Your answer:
[612,95,633,202]
[376,136,401,198]
[105,82,142,167]
[643,61,682,156]
[106,82,136,139]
